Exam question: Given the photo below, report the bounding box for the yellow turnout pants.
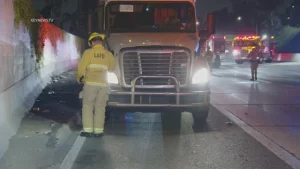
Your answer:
[82,84,109,134]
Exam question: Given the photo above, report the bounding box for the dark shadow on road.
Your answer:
[104,111,183,136]
[161,112,181,135]
[192,121,211,133]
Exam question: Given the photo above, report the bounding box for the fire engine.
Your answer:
[95,0,213,124]
[206,34,226,67]
[232,35,273,64]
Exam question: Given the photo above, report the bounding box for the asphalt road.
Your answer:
[216,61,300,85]
[69,61,298,169]
[1,61,297,169]
[71,108,292,169]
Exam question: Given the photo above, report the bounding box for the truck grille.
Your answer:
[241,50,249,56]
[122,51,189,86]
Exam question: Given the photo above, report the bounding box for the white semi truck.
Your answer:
[97,0,212,124]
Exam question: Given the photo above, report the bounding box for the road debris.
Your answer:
[32,107,40,111]
[226,121,233,126]
[48,91,55,95]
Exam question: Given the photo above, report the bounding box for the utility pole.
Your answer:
[256,23,258,35]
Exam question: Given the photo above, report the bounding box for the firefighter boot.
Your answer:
[93,133,104,138]
[80,132,93,137]
[250,69,255,81]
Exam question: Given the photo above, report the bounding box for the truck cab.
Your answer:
[98,0,212,124]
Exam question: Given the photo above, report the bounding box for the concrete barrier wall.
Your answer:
[273,53,300,62]
[0,0,84,159]
[273,26,300,62]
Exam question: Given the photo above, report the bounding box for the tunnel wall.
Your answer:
[0,0,84,159]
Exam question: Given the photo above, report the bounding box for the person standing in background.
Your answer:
[247,46,261,81]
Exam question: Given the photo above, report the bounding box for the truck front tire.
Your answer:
[235,60,244,64]
[192,111,208,123]
[191,106,209,127]
[105,110,111,122]
[265,58,272,63]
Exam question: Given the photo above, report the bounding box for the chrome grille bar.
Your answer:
[121,49,190,87]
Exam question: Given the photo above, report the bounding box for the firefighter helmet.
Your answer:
[88,32,105,47]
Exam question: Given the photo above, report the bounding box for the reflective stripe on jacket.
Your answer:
[76,44,116,86]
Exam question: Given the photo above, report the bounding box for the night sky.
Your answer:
[196,0,232,20]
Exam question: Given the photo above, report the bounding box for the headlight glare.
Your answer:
[233,50,240,56]
[107,72,118,84]
[192,68,209,84]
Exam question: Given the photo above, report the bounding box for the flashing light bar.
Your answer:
[234,36,260,40]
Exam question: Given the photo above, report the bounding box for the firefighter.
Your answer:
[247,46,261,81]
[204,45,214,72]
[76,32,116,137]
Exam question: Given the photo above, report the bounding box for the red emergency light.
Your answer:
[235,35,260,40]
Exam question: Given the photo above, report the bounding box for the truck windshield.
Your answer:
[234,40,258,47]
[105,1,196,33]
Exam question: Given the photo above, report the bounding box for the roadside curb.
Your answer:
[212,104,300,169]
[58,135,85,169]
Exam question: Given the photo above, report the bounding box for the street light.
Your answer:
[237,16,242,21]
[262,34,267,39]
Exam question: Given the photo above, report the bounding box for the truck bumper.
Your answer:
[233,55,248,61]
[106,85,210,113]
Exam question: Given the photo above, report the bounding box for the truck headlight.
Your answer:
[233,50,240,56]
[107,72,118,84]
[192,68,209,84]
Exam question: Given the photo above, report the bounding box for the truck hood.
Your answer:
[106,33,199,53]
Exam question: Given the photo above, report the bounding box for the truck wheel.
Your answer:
[105,110,111,122]
[192,109,209,127]
[265,58,272,63]
[235,60,244,64]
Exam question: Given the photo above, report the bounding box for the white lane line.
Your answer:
[58,135,86,169]
[212,104,300,169]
